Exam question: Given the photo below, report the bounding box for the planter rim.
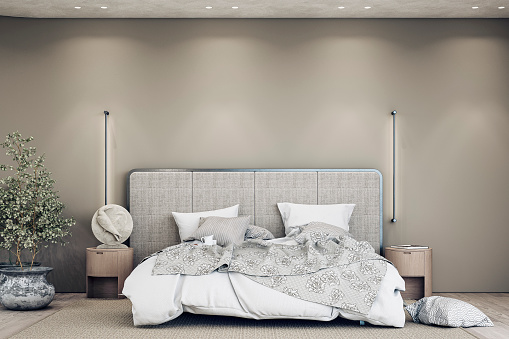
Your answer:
[0,262,41,267]
[0,266,53,274]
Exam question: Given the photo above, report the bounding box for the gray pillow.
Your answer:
[185,216,250,246]
[405,296,493,328]
[245,225,275,240]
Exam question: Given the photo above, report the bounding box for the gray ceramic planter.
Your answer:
[0,267,55,310]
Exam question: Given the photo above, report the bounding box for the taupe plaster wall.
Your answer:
[1,17,508,292]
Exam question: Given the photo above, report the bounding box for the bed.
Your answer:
[122,169,406,327]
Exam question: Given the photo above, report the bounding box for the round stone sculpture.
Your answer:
[0,267,55,310]
[91,204,133,249]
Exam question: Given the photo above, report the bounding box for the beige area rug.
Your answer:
[11,298,475,339]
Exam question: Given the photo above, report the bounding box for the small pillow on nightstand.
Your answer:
[405,296,494,328]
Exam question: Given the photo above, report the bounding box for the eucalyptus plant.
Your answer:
[0,131,75,269]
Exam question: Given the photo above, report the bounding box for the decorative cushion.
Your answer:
[244,225,275,240]
[294,221,350,244]
[277,202,355,235]
[172,205,239,242]
[185,215,251,246]
[405,296,494,328]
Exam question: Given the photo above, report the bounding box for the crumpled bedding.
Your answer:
[151,223,389,317]
[123,223,406,327]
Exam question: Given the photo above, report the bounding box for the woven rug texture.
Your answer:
[10,298,475,339]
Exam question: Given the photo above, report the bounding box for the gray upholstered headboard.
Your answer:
[127,169,383,264]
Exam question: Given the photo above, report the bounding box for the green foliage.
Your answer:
[0,131,75,268]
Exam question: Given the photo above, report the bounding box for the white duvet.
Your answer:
[123,238,406,327]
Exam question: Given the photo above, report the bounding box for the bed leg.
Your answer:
[359,321,365,326]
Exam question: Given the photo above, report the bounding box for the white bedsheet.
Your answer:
[123,240,406,327]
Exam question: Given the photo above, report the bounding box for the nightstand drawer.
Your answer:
[386,250,425,276]
[86,250,118,277]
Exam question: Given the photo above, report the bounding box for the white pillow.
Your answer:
[277,202,355,235]
[172,204,239,241]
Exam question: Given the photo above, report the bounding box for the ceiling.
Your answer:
[0,0,508,19]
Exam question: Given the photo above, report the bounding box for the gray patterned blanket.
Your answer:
[152,223,390,316]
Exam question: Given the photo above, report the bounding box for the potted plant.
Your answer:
[0,131,75,310]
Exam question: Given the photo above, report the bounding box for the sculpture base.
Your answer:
[97,244,128,249]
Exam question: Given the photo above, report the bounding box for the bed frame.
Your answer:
[127,169,383,264]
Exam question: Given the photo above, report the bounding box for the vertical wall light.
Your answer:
[391,110,397,223]
[92,112,134,250]
[104,110,109,205]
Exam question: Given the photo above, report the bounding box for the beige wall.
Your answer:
[0,17,508,292]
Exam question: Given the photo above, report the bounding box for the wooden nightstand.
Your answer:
[384,247,432,299]
[86,247,133,298]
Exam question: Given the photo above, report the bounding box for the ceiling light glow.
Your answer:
[206,6,212,9]
[232,6,239,9]
[338,6,345,9]
[74,6,81,9]
[472,6,479,9]
[499,6,505,9]
[101,6,108,9]
[364,6,371,9]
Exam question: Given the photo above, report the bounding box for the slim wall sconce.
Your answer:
[391,110,397,223]
[92,112,134,249]
[104,110,109,205]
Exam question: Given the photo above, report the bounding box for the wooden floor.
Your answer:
[0,293,508,338]
[0,293,85,339]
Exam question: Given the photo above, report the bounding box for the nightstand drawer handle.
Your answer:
[96,252,103,255]
[404,252,411,254]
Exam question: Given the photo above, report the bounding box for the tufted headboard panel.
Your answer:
[127,169,383,264]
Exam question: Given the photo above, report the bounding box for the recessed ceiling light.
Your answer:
[338,6,345,9]
[101,6,108,9]
[232,6,239,9]
[74,6,81,9]
[499,6,505,9]
[364,6,371,9]
[205,6,212,9]
[472,6,479,9]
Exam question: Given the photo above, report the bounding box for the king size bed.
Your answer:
[122,169,406,327]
